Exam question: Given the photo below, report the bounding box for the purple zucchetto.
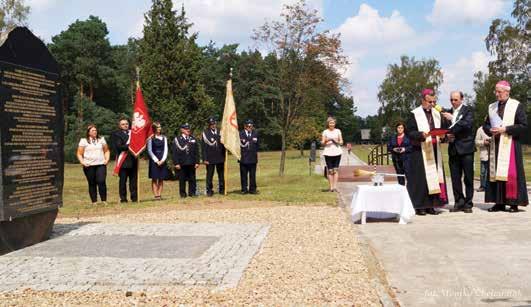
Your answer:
[421,88,434,97]
[495,80,511,91]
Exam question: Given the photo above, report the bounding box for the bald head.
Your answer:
[450,91,463,109]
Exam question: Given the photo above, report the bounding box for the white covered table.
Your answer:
[350,184,415,224]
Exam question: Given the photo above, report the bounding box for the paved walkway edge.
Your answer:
[337,194,399,307]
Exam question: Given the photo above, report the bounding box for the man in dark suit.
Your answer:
[172,123,199,198]
[239,119,259,194]
[202,117,225,196]
[442,91,475,213]
[111,118,138,203]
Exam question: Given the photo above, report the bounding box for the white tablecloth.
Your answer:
[350,184,415,224]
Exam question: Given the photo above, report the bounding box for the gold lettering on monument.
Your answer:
[1,67,59,213]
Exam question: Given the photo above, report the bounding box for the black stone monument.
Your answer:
[0,27,63,255]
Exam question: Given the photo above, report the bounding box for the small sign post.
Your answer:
[309,141,317,176]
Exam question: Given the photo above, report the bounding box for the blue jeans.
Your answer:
[480,160,488,189]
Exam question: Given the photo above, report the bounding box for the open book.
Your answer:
[429,128,449,137]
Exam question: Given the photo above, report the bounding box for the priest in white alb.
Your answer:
[482,80,528,212]
[405,89,449,216]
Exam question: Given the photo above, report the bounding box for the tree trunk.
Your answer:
[89,82,94,101]
[279,131,287,176]
[78,82,84,122]
[131,80,135,104]
[299,146,304,157]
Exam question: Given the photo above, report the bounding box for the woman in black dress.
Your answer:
[147,122,169,200]
[387,122,411,185]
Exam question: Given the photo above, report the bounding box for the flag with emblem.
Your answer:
[220,79,241,160]
[113,85,152,175]
[129,86,153,156]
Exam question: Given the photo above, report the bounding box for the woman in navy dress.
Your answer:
[147,122,169,200]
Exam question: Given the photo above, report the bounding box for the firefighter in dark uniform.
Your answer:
[239,119,259,194]
[202,117,225,196]
[171,123,199,198]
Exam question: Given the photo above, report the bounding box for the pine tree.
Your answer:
[140,0,214,137]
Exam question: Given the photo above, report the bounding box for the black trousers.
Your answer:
[119,165,138,202]
[83,165,107,202]
[206,163,224,194]
[392,158,406,186]
[179,165,196,197]
[240,163,257,192]
[449,153,474,208]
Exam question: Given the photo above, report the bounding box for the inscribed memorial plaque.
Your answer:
[0,27,63,222]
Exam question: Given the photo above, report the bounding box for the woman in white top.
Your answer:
[147,122,169,200]
[77,124,110,204]
[321,117,343,192]
[475,125,491,192]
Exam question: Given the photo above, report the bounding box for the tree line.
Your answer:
[3,0,527,173]
[376,0,529,144]
[42,0,361,175]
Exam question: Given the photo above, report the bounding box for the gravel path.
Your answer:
[0,204,380,306]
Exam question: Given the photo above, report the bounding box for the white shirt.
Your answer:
[322,129,342,156]
[78,137,107,166]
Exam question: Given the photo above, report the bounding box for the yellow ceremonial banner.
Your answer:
[220,79,241,160]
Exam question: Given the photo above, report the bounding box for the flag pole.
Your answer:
[224,149,228,196]
[224,68,233,196]
[135,66,140,203]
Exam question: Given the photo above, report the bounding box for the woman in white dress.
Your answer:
[321,117,343,192]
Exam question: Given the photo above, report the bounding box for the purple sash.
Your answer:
[506,140,518,199]
[439,183,448,203]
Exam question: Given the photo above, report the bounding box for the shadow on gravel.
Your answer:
[50,222,99,239]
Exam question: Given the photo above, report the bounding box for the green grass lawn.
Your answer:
[522,145,531,176]
[61,150,336,218]
[60,145,529,218]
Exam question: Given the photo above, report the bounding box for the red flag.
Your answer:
[113,86,152,175]
[129,86,152,156]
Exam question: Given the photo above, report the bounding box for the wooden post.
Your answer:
[135,66,140,202]
[224,149,228,196]
[224,68,233,196]
[377,145,381,165]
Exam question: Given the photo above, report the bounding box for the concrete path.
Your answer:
[339,147,367,166]
[338,153,531,306]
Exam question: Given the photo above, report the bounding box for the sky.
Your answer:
[26,0,513,116]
